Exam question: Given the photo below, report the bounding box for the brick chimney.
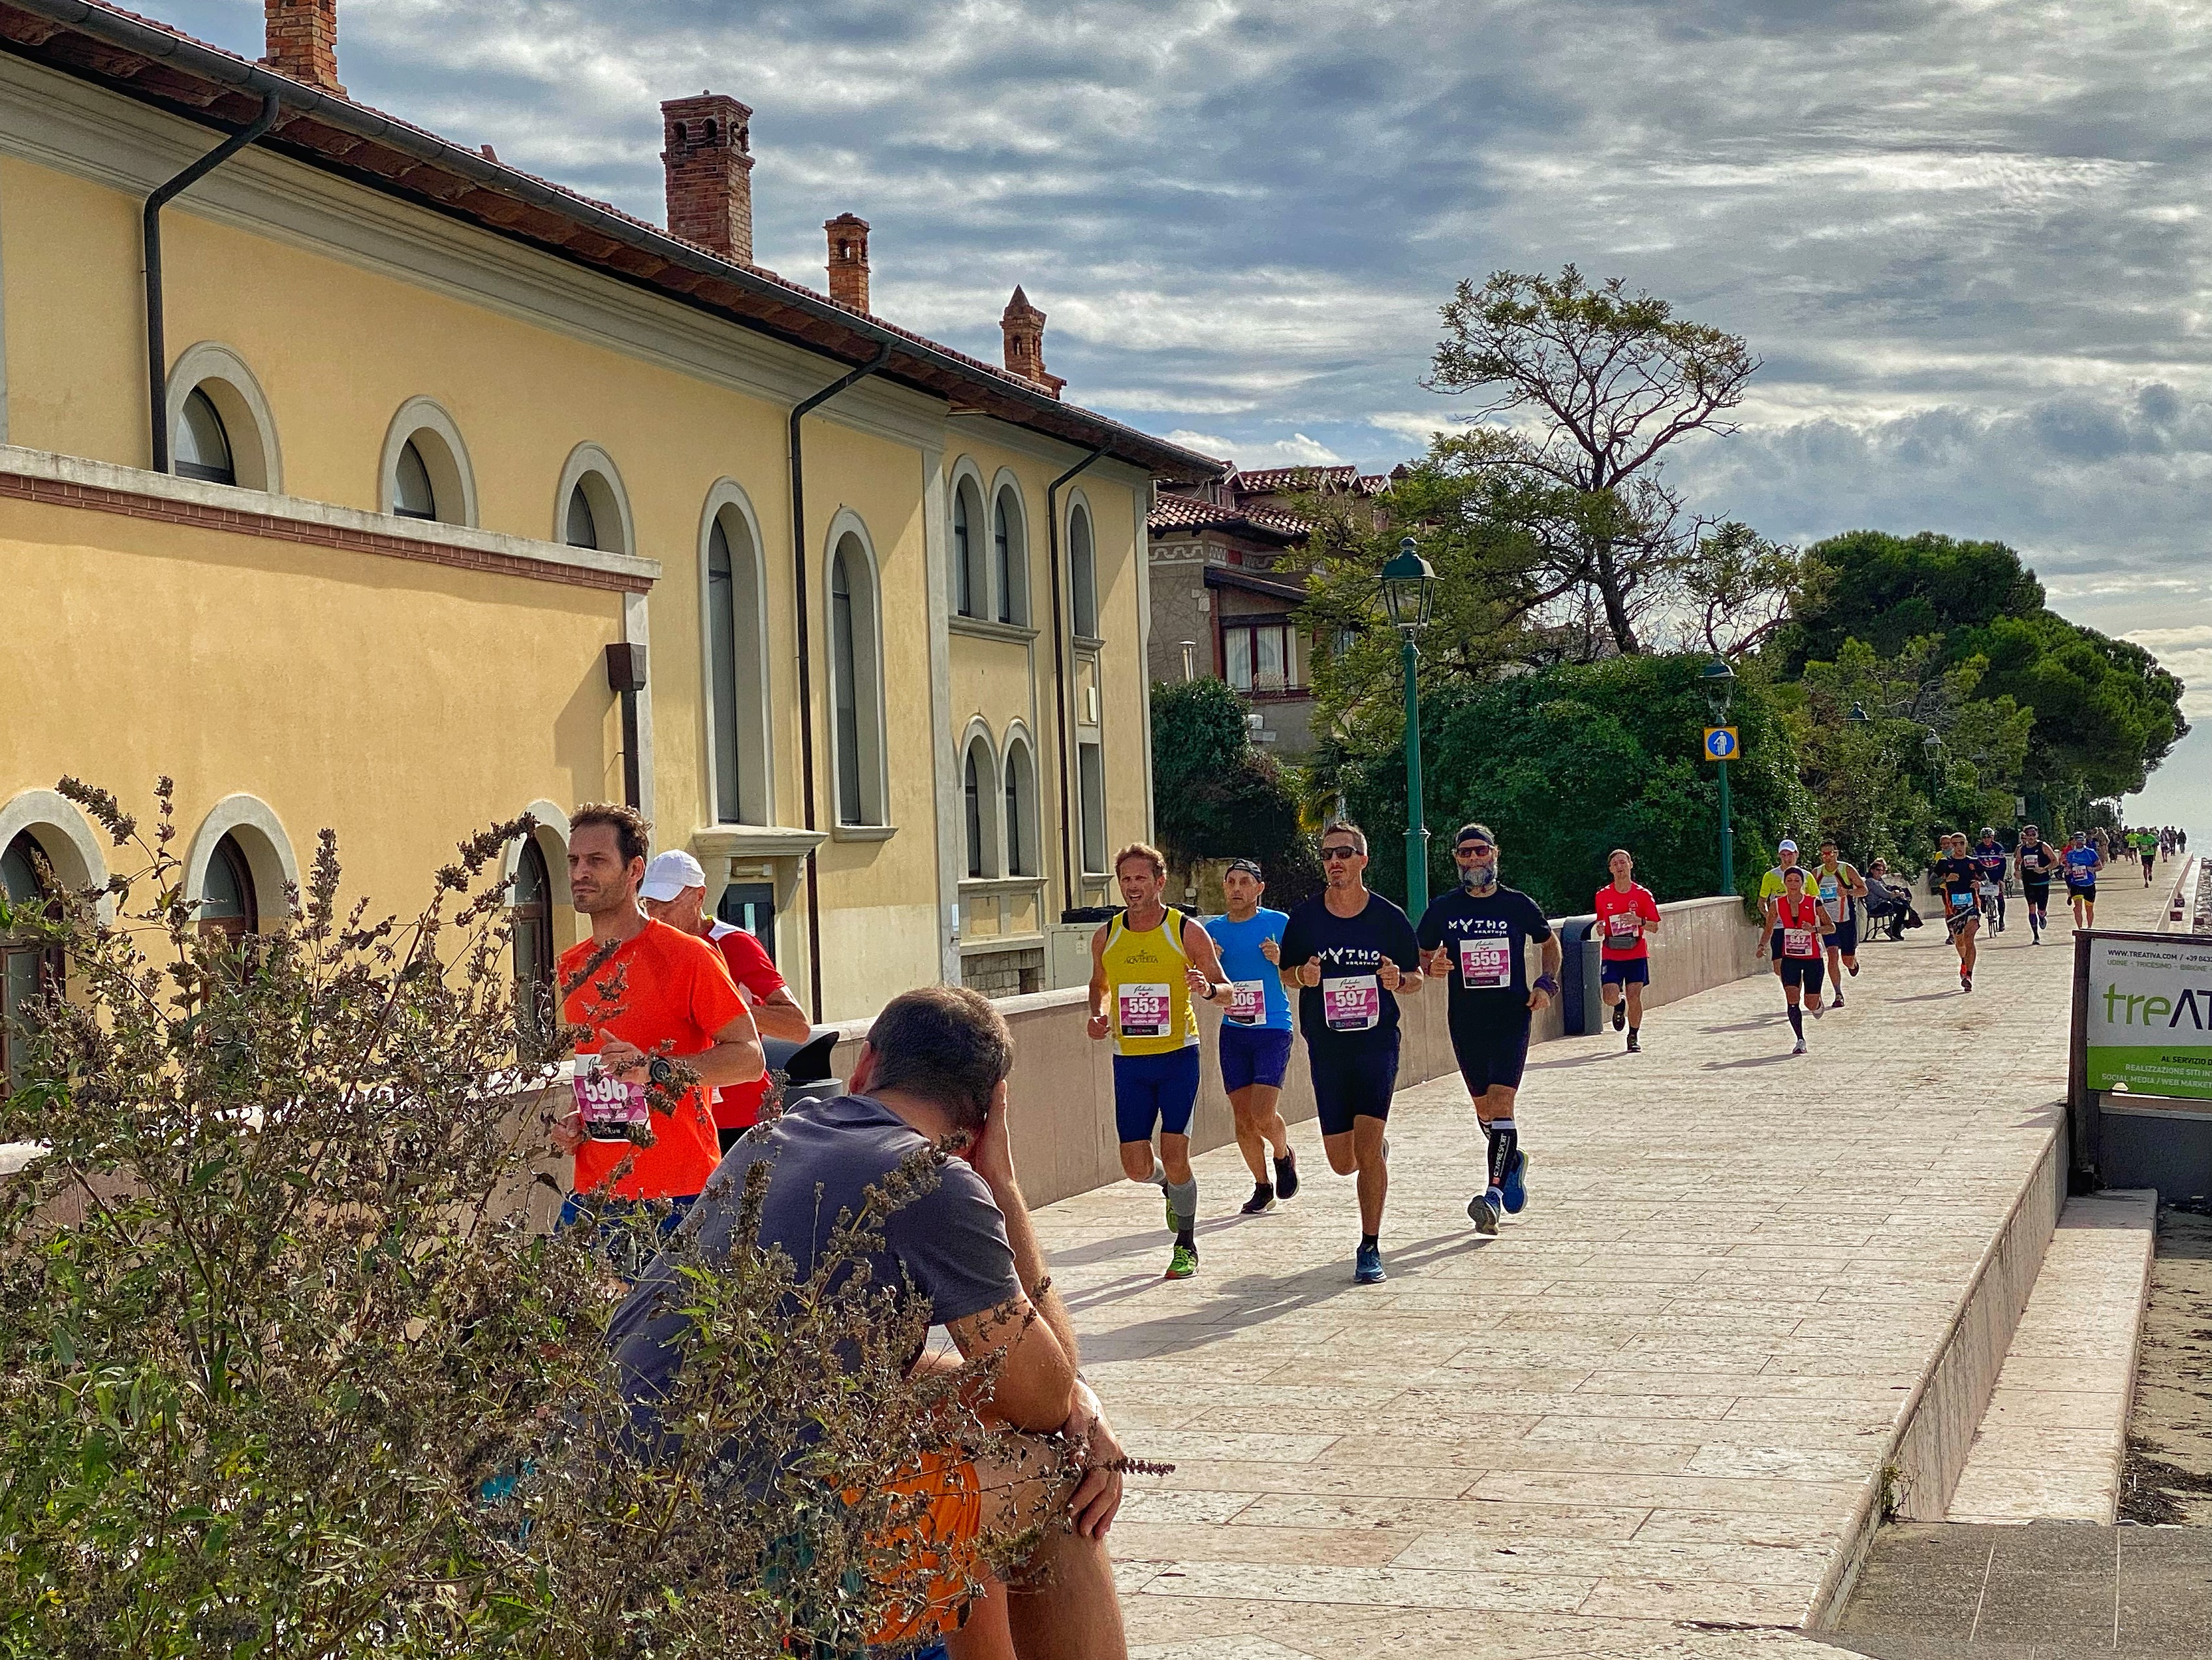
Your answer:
[825,213,870,313]
[264,0,343,94]
[1000,286,1066,399]
[661,93,754,264]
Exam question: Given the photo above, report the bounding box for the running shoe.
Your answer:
[1164,1242,1198,1280]
[1240,1184,1277,1216]
[1274,1149,1299,1202]
[1626,1030,1641,1053]
[1353,1242,1387,1285]
[1831,989,1844,1008]
[1612,1001,1626,1032]
[1501,1149,1530,1215]
[1810,1001,1825,1020]
[1792,1037,1807,1055]
[1468,1190,1502,1236]
[1961,974,1972,993]
[1848,961,1859,977]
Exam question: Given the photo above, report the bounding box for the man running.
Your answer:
[1592,848,1659,1051]
[1773,865,1836,1055]
[1813,838,1869,1002]
[639,849,812,1151]
[2135,826,2160,886]
[1971,828,2009,933]
[1419,823,1559,1236]
[1931,832,1983,993]
[2064,829,2104,928]
[1203,859,1300,1215]
[1756,838,1807,979]
[2014,825,2060,944]
[548,804,766,1252]
[1086,842,1230,1281]
[1278,822,1425,1285]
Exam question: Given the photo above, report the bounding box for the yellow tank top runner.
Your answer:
[1104,906,1201,1056]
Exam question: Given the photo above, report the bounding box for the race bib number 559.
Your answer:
[1458,938,1512,989]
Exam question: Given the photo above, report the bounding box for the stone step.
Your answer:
[1944,1189,2158,1524]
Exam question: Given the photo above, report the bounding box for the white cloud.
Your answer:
[1158,431,1344,470]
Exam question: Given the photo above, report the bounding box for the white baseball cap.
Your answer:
[640,849,706,901]
[1777,838,1799,854]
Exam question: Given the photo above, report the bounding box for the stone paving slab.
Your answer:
[1946,1189,2156,1524]
[1034,881,2166,1657]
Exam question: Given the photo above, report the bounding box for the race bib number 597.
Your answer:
[1323,975,1381,1031]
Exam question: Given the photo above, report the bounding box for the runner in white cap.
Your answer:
[642,850,812,1150]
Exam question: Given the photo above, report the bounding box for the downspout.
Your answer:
[1046,443,1108,917]
[144,89,281,471]
[789,342,892,1021]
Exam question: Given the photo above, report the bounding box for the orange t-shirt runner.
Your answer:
[561,918,747,1200]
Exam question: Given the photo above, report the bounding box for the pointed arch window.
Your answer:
[1069,502,1099,639]
[828,532,887,827]
[706,503,771,824]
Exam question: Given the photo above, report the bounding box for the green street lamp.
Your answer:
[1700,658,1737,894]
[1924,728,1943,803]
[1382,537,1438,915]
[1848,701,1870,724]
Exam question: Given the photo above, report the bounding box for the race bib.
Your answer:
[1605,912,1641,940]
[1225,979,1266,1025]
[574,1061,647,1141]
[1783,927,1817,958]
[1818,878,1840,902]
[1458,938,1513,988]
[1978,882,1999,898]
[1323,974,1381,1031]
[1948,890,1976,914]
[1117,983,1173,1038]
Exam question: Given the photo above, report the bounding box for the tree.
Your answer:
[1150,678,1317,905]
[1425,266,1760,656]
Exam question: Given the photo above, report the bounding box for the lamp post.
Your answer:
[1848,701,1870,726]
[1924,728,1943,804]
[1701,658,1737,894]
[1382,537,1438,915]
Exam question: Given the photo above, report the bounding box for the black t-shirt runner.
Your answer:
[2016,842,2060,887]
[1933,855,1981,917]
[1278,891,1422,1045]
[1416,885,1554,1014]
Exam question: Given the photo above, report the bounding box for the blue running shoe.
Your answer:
[1353,1241,1387,1284]
[1501,1149,1529,1215]
[1468,1190,1501,1236]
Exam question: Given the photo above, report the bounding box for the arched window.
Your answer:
[175,387,235,485]
[394,439,436,519]
[198,833,258,940]
[1069,502,1099,639]
[953,486,973,616]
[1,833,63,1093]
[554,445,633,555]
[964,744,986,878]
[380,400,477,527]
[512,837,554,1055]
[704,496,771,825]
[991,487,1029,625]
[565,483,600,550]
[828,530,886,826]
[1003,738,1039,878]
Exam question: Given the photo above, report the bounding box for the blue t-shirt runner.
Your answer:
[1202,859,1301,1215]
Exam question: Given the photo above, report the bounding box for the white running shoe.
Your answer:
[1792,1037,1808,1055]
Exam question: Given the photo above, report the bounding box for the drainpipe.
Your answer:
[789,342,892,1021]
[1046,444,1108,917]
[144,89,282,472]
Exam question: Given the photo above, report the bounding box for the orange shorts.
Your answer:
[864,1449,986,1648]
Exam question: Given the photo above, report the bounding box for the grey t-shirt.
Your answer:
[609,1092,1021,1408]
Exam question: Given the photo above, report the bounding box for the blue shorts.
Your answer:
[556,1192,698,1279]
[1825,916,1859,955]
[1306,1032,1400,1137]
[1219,1023,1294,1093]
[1114,1046,1201,1143]
[1600,955,1649,985]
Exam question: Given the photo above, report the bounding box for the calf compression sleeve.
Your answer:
[1167,1177,1199,1232]
[1787,1004,1804,1039]
[1486,1119,1517,1190]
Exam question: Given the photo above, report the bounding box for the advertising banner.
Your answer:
[2085,934,2212,1100]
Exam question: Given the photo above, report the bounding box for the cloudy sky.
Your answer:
[166,0,2212,821]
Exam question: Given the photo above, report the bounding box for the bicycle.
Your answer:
[1978,881,2002,933]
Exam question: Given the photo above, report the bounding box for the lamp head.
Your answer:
[1847,701,1869,724]
[1699,656,1737,720]
[1380,537,1437,631]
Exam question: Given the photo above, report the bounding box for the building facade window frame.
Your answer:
[1,831,65,1094]
[949,460,989,620]
[377,395,479,527]
[1001,723,1040,879]
[1222,615,1301,694]
[825,514,890,831]
[502,802,570,1059]
[988,470,1030,628]
[960,722,1001,880]
[553,441,634,555]
[698,481,773,827]
[165,340,282,492]
[182,794,298,933]
[1066,491,1100,642]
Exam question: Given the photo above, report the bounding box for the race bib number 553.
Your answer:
[1117,983,1173,1037]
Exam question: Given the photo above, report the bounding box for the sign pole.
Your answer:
[2068,927,2095,1189]
[1717,755,1734,897]
[1402,632,1429,917]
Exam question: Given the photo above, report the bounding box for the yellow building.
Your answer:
[0,0,1216,1047]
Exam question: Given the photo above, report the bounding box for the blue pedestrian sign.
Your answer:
[1703,726,1739,761]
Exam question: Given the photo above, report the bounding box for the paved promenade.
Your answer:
[1032,878,2166,1659]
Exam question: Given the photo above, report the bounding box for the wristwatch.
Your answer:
[646,1056,676,1088]
[1534,973,1560,995]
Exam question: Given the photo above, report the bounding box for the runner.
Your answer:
[639,849,812,1151]
[1755,838,1807,980]
[2014,825,2060,944]
[1591,848,1659,1051]
[1773,865,1836,1055]
[2135,825,2160,886]
[1971,827,2009,934]
[1085,842,1231,1281]
[2064,829,2104,929]
[1278,822,1425,1285]
[1813,838,1869,1001]
[547,804,766,1258]
[1419,823,1559,1237]
[1931,832,1983,992]
[1201,858,1300,1215]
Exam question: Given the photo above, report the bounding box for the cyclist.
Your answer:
[1812,838,1869,1002]
[1278,822,1425,1285]
[2014,825,2060,944]
[1968,828,2008,934]
[2064,829,2104,928]
[1203,859,1299,1215]
[1932,832,1983,992]
[1773,864,1836,1054]
[1086,842,1232,1281]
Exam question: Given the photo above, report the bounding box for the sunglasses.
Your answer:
[1456,844,1495,857]
[1320,846,1361,861]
